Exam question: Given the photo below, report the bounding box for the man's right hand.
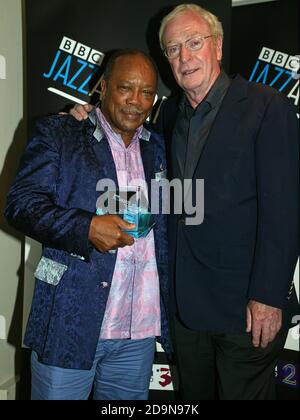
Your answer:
[88,215,135,253]
[70,103,94,121]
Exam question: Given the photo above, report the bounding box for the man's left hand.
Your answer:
[246,300,282,349]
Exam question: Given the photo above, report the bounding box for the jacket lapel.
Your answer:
[183,102,212,181]
[189,75,249,180]
[86,111,118,187]
[140,136,155,208]
[160,95,181,180]
[88,110,155,209]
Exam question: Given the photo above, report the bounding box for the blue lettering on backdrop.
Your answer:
[43,50,61,79]
[43,50,99,95]
[53,55,72,84]
[249,60,297,92]
[66,59,89,90]
[78,62,98,95]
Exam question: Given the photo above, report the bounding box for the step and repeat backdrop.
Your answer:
[24,0,298,400]
[26,0,231,123]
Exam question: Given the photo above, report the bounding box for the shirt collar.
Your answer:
[89,107,151,143]
[204,70,231,110]
[179,69,231,114]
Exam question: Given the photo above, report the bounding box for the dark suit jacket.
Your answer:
[5,111,172,369]
[156,74,299,334]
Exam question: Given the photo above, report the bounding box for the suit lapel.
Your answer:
[189,75,249,180]
[183,102,212,181]
[140,138,155,208]
[86,113,118,187]
[91,139,118,186]
[87,111,157,210]
[161,95,181,180]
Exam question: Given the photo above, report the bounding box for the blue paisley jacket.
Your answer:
[5,111,172,369]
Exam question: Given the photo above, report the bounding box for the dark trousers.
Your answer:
[172,315,288,400]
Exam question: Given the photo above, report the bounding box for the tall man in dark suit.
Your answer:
[157,3,299,400]
[70,4,299,400]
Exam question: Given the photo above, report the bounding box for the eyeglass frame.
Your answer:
[163,34,216,60]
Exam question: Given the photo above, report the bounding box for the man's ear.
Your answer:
[216,36,223,62]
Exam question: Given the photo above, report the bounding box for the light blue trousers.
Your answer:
[31,338,155,400]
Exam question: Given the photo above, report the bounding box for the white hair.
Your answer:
[159,3,224,50]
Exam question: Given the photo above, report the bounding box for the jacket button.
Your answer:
[100,282,109,289]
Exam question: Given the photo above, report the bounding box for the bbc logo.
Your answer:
[259,47,299,73]
[0,55,6,80]
[59,36,104,67]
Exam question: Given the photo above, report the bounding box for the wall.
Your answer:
[0,0,25,400]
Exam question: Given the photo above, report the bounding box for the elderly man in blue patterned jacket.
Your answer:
[5,49,171,400]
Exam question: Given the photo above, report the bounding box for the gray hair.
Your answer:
[159,3,224,50]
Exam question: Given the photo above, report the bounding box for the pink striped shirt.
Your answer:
[97,109,161,340]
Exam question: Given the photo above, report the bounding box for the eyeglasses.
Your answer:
[164,35,215,60]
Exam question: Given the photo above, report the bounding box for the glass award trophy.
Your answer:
[96,186,155,239]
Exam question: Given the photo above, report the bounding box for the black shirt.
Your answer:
[172,70,232,180]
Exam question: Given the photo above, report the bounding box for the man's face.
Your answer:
[101,55,157,141]
[163,11,222,98]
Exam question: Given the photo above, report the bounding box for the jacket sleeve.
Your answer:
[247,93,299,308]
[4,117,94,260]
